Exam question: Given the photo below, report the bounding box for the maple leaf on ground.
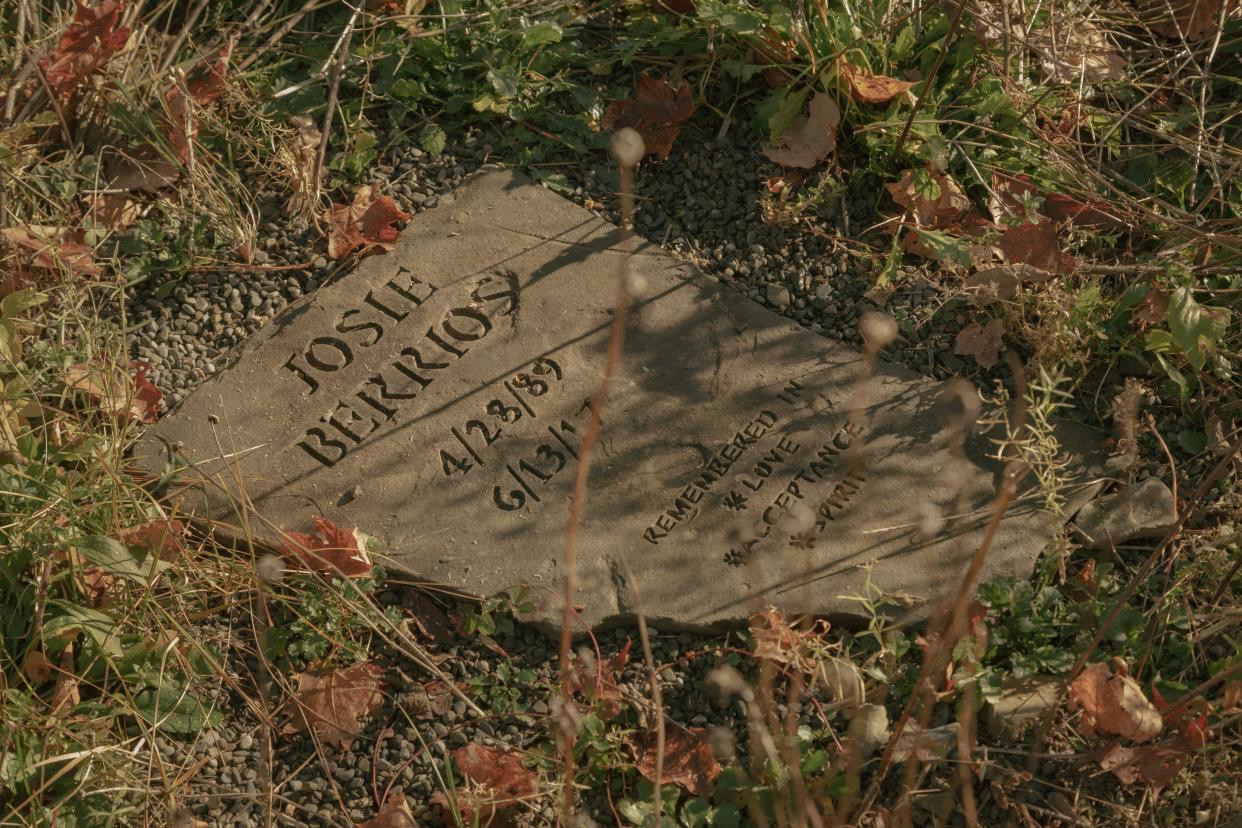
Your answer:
[891,722,960,763]
[963,265,1051,306]
[39,1,131,105]
[89,192,141,232]
[839,59,914,103]
[164,45,233,163]
[323,186,411,260]
[2,227,102,276]
[1092,741,1191,792]
[107,146,180,193]
[356,794,417,828]
[1069,661,1163,742]
[953,317,1006,370]
[431,742,539,827]
[279,515,373,578]
[885,168,972,229]
[567,639,631,719]
[281,662,385,749]
[1151,686,1209,749]
[600,71,696,161]
[997,220,1076,275]
[118,519,187,562]
[1041,192,1125,228]
[760,91,841,170]
[632,727,722,797]
[1134,285,1170,330]
[64,360,163,423]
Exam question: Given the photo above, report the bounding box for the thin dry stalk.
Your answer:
[556,131,642,820]
[620,560,666,825]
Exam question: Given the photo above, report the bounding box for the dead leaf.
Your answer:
[1032,20,1126,83]
[1042,192,1124,228]
[749,607,820,669]
[997,220,1076,275]
[632,727,722,797]
[892,722,960,763]
[119,519,187,562]
[964,265,1051,306]
[64,360,162,423]
[406,591,455,644]
[282,662,385,749]
[839,60,914,103]
[1151,686,1209,749]
[108,146,180,192]
[163,45,232,163]
[567,640,631,719]
[1134,285,1170,330]
[431,742,538,827]
[1069,661,1163,742]
[1093,741,1189,792]
[953,317,1006,369]
[761,91,840,169]
[356,795,417,828]
[280,515,373,578]
[286,115,323,213]
[600,71,696,161]
[1222,680,1242,711]
[1146,0,1237,42]
[50,644,80,712]
[39,0,131,105]
[89,192,141,232]
[2,227,102,276]
[23,650,54,684]
[885,168,971,229]
[322,185,411,260]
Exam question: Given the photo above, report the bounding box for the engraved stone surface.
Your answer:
[138,170,1100,631]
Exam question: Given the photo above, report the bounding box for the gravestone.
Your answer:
[138,170,1101,632]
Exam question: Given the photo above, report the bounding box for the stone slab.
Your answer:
[138,170,1101,632]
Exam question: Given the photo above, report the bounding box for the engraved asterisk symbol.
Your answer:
[722,490,748,512]
[789,531,816,550]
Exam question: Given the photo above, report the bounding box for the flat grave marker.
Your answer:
[139,170,1100,631]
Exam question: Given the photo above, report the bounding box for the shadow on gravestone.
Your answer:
[136,169,1106,634]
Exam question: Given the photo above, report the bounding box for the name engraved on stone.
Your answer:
[294,271,519,467]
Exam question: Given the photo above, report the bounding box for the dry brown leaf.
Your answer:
[1032,20,1126,83]
[633,727,722,797]
[1223,681,1242,711]
[953,317,1005,369]
[89,192,141,232]
[108,147,180,193]
[964,265,1051,306]
[600,71,696,161]
[761,91,840,169]
[567,639,631,719]
[50,644,80,713]
[1134,285,1170,330]
[119,519,187,562]
[23,650,54,684]
[286,115,324,213]
[891,722,959,763]
[885,168,971,229]
[2,227,102,276]
[280,515,373,578]
[997,220,1076,275]
[840,60,914,103]
[164,45,233,163]
[1042,192,1125,228]
[1093,741,1189,792]
[431,742,538,827]
[1069,661,1163,742]
[282,662,385,749]
[64,361,162,423]
[323,185,411,260]
[39,1,131,105]
[1146,0,1237,42]
[356,795,417,828]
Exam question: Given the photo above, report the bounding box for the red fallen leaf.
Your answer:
[323,185,411,260]
[64,360,162,423]
[761,91,841,169]
[632,727,722,797]
[1147,0,1236,42]
[1042,192,1125,229]
[119,519,187,562]
[1092,740,1190,792]
[281,662,385,749]
[164,45,233,163]
[953,317,1005,370]
[885,168,971,229]
[39,1,131,105]
[280,515,373,578]
[753,28,797,88]
[1133,284,1170,330]
[996,220,1076,275]
[839,59,914,103]
[600,71,696,161]
[749,607,819,667]
[52,546,115,606]
[1069,661,1163,742]
[567,639,631,719]
[356,794,417,828]
[1151,686,1209,749]
[431,742,538,827]
[987,172,1042,226]
[2,227,102,276]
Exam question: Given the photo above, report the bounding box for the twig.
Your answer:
[889,0,969,160]
[621,560,666,825]
[313,9,359,207]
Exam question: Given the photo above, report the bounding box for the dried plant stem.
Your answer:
[313,9,358,206]
[557,149,638,821]
[621,560,666,824]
